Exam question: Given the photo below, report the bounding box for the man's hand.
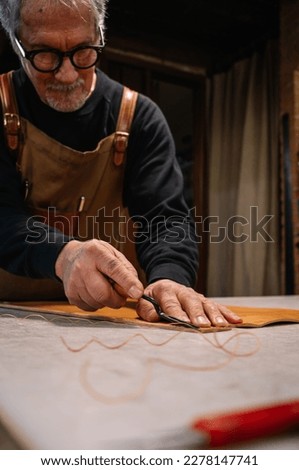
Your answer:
[136,279,242,327]
[55,239,144,311]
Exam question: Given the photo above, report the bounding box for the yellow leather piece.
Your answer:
[227,305,299,327]
[0,300,298,332]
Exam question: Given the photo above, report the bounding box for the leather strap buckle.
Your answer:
[3,113,21,152]
[4,112,21,133]
[113,131,129,166]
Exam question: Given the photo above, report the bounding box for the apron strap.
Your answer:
[0,72,138,166]
[113,87,138,167]
[0,71,22,157]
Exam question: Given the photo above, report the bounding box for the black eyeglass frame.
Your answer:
[14,25,105,73]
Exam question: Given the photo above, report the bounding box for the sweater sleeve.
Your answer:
[124,94,199,287]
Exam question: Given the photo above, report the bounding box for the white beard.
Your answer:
[44,78,89,112]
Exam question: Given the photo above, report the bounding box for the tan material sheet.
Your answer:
[0,300,299,331]
[227,305,299,327]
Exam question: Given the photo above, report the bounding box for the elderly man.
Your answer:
[0,0,241,327]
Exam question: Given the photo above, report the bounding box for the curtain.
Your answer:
[206,42,280,296]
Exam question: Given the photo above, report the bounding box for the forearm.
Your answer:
[124,96,199,287]
[0,211,70,279]
[135,212,199,287]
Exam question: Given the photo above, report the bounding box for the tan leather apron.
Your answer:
[0,71,142,300]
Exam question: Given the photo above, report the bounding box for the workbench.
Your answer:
[0,296,298,450]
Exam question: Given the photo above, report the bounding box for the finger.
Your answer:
[176,289,211,327]
[216,304,243,324]
[67,290,103,311]
[202,301,229,327]
[160,295,190,322]
[136,296,160,322]
[200,295,243,325]
[107,278,133,300]
[84,272,127,309]
[64,268,125,310]
[141,284,192,324]
[158,293,190,323]
[95,243,143,299]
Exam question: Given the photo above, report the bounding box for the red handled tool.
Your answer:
[191,399,299,447]
[101,400,299,449]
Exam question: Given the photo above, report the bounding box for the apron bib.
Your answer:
[0,72,141,300]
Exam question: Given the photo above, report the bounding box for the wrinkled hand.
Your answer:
[136,279,242,327]
[55,239,144,311]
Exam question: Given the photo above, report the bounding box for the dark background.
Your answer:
[0,0,279,73]
[0,0,281,292]
[105,0,279,72]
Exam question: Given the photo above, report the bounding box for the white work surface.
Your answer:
[0,296,298,450]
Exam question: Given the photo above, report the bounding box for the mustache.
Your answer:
[46,78,85,92]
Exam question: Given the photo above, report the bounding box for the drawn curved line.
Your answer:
[61,331,182,352]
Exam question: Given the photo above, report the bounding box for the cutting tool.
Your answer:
[141,294,199,330]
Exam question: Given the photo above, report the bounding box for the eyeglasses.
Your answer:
[14,26,105,73]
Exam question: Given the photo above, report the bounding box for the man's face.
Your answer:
[19,1,99,112]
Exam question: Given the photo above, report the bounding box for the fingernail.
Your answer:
[128,286,143,299]
[215,316,227,325]
[231,313,242,320]
[195,316,210,327]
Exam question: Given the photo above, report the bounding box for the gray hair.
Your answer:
[0,0,108,44]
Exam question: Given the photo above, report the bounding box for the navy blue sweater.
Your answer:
[0,68,198,287]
